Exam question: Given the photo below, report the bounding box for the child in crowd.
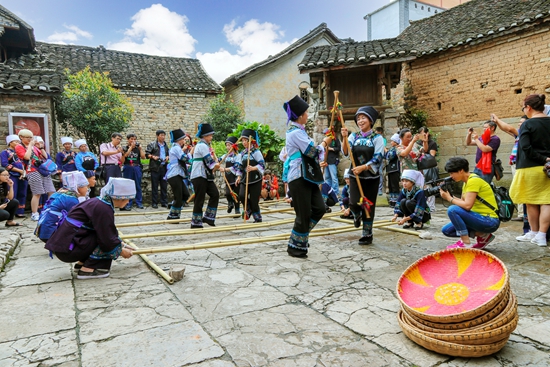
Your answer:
[339,169,352,219]
[321,182,338,213]
[386,133,401,208]
[391,169,431,230]
[261,170,279,201]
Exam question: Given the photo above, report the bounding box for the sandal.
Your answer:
[15,214,26,218]
[5,222,21,227]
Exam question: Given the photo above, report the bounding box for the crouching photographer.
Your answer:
[439,157,500,250]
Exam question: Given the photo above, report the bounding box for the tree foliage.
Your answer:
[398,107,429,134]
[204,92,244,142]
[55,66,134,154]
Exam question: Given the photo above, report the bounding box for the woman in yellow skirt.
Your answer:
[510,94,550,247]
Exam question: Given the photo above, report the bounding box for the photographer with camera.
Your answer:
[439,157,500,249]
[465,121,500,184]
[391,170,430,230]
[261,169,278,201]
[120,133,145,210]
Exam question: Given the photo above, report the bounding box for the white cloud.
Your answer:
[108,4,196,57]
[197,19,295,84]
[46,24,92,44]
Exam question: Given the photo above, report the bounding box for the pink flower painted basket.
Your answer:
[397,248,509,323]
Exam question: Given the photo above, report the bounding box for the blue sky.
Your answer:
[4,0,390,82]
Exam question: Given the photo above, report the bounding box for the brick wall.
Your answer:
[398,25,550,181]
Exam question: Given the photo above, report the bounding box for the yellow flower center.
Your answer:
[434,282,470,306]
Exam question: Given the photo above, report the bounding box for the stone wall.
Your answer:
[122,90,217,144]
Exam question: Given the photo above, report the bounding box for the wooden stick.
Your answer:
[322,90,339,175]
[243,135,253,223]
[342,129,371,220]
[118,231,174,284]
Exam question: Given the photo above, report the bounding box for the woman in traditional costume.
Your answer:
[283,95,332,258]
[45,178,136,279]
[235,129,264,223]
[391,169,431,230]
[166,129,191,220]
[190,123,220,228]
[221,136,240,214]
[341,106,384,245]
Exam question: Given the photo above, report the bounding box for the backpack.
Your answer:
[476,183,515,222]
[34,207,68,242]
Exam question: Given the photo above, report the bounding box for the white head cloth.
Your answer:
[35,136,44,143]
[6,134,20,145]
[390,133,401,144]
[100,178,136,200]
[401,169,425,188]
[61,137,73,145]
[344,169,350,179]
[74,139,87,148]
[61,171,89,192]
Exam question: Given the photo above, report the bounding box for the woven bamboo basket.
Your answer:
[397,248,509,323]
[402,287,512,332]
[397,310,511,357]
[399,309,518,345]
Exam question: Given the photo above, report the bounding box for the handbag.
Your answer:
[493,158,504,181]
[37,158,58,177]
[300,153,324,185]
[417,154,437,171]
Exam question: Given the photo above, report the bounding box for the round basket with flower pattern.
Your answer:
[397,248,509,323]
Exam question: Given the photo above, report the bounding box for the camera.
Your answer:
[135,142,140,147]
[424,177,454,198]
[544,162,550,179]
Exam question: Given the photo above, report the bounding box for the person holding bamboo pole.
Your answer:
[235,129,265,223]
[190,123,220,228]
[44,178,136,280]
[220,136,241,214]
[341,106,384,245]
[166,129,191,220]
[283,95,332,258]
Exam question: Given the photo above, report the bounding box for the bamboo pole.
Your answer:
[118,231,174,284]
[377,226,420,236]
[243,135,253,223]
[130,216,401,255]
[115,204,229,217]
[116,206,296,228]
[322,90,339,175]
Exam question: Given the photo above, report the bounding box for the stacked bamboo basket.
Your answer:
[396,248,518,357]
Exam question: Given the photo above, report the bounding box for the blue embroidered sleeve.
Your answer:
[410,189,429,223]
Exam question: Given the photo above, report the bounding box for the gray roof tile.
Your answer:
[0,42,221,94]
[299,0,550,71]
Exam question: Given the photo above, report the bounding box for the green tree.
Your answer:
[398,107,429,134]
[204,92,244,141]
[55,66,134,154]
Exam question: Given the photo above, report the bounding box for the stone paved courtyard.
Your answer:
[0,198,549,367]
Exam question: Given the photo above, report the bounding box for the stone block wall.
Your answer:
[122,90,217,144]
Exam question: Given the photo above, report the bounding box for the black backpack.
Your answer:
[476,183,515,222]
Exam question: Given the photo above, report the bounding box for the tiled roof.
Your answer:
[299,0,550,71]
[221,23,340,86]
[0,4,35,50]
[0,42,221,94]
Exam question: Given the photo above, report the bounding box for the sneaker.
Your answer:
[77,269,110,279]
[531,236,548,247]
[424,220,431,228]
[152,204,158,209]
[516,231,536,242]
[473,233,495,250]
[447,240,468,249]
[31,212,40,221]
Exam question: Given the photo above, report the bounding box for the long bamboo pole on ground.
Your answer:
[118,230,174,284]
[115,204,229,217]
[116,206,296,228]
[131,218,403,255]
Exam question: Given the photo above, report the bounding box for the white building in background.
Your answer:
[364,0,469,41]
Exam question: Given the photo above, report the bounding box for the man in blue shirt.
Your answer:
[145,130,169,208]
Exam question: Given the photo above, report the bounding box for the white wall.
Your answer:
[236,36,335,137]
[370,2,401,40]
[410,1,441,21]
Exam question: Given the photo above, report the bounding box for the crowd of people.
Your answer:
[1,93,548,273]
